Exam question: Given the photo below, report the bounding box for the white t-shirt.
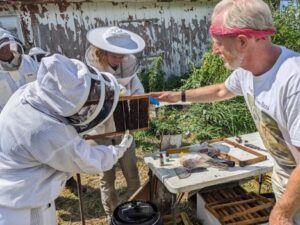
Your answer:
[225,46,300,168]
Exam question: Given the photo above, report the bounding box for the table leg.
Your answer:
[148,169,153,202]
[171,193,177,225]
[258,174,262,194]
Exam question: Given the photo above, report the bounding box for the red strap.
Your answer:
[209,25,276,39]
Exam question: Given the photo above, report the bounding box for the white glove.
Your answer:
[119,85,131,96]
[114,130,133,159]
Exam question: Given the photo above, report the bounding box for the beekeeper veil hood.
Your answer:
[0,27,24,71]
[85,26,145,90]
[22,54,120,135]
[29,47,50,63]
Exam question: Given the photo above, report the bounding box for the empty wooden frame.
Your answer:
[208,138,267,167]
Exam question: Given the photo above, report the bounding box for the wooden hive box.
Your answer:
[197,186,274,225]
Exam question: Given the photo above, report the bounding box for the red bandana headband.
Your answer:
[209,25,276,39]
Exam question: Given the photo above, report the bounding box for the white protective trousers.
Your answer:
[88,136,140,217]
[0,201,56,225]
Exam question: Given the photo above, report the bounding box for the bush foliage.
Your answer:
[139,57,165,92]
[139,56,187,92]
[272,4,300,52]
[150,106,184,135]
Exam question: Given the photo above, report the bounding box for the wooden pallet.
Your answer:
[208,138,267,167]
[200,186,274,225]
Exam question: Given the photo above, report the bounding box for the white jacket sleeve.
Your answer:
[28,123,120,174]
[130,74,144,95]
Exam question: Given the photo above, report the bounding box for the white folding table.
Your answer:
[144,132,274,225]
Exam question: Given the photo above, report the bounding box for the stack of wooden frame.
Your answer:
[200,186,274,225]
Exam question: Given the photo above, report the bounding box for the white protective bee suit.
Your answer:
[0,54,132,225]
[0,27,38,112]
[85,26,145,218]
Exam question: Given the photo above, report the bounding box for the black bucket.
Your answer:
[111,200,164,225]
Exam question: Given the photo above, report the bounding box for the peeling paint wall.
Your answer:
[0,1,215,76]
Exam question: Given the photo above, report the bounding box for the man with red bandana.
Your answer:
[151,0,300,224]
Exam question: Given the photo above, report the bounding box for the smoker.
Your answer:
[111,200,163,225]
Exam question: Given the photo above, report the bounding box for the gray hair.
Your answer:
[212,0,274,30]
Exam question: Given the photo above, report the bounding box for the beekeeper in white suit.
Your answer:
[0,53,132,225]
[85,26,145,220]
[0,27,38,112]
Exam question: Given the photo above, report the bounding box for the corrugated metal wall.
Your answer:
[0,0,216,76]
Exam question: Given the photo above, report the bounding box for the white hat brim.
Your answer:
[29,47,50,56]
[87,27,145,54]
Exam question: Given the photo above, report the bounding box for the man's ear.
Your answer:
[236,34,248,51]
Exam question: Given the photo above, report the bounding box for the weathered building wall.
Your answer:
[0,0,216,76]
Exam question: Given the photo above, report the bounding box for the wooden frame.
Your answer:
[208,138,267,167]
[114,94,150,131]
[84,94,150,140]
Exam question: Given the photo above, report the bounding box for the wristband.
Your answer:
[181,90,186,102]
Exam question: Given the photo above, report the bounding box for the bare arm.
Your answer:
[269,149,300,225]
[150,83,236,103]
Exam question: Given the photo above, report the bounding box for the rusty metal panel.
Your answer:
[0,1,215,76]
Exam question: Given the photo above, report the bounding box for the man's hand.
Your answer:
[269,204,293,225]
[150,91,181,103]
